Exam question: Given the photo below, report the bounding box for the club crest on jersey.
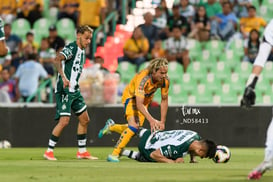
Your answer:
[62,104,66,110]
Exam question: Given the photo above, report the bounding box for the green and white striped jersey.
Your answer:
[144,130,200,160]
[0,18,5,40]
[55,41,86,93]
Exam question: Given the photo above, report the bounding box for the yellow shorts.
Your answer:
[124,99,146,127]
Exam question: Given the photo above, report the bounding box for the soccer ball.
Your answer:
[0,140,11,149]
[213,145,231,163]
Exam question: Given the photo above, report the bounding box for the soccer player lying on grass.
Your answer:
[120,128,217,163]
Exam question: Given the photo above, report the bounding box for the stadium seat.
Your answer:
[263,62,273,82]
[139,61,150,71]
[219,49,240,70]
[196,50,217,70]
[204,40,225,59]
[195,84,213,104]
[235,62,252,81]
[229,72,245,94]
[56,18,76,43]
[202,73,222,95]
[11,18,31,41]
[42,0,58,24]
[117,62,136,84]
[47,7,58,25]
[181,73,197,95]
[252,0,261,7]
[187,61,207,82]
[220,88,238,104]
[229,38,244,58]
[188,39,202,61]
[211,61,231,83]
[152,89,161,104]
[33,18,51,44]
[258,5,273,22]
[168,61,183,82]
[169,82,188,104]
[256,76,271,94]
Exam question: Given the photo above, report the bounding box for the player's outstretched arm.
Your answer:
[159,94,168,130]
[136,96,160,132]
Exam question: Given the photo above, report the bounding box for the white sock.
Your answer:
[47,148,53,152]
[78,147,87,153]
[264,117,273,162]
[47,139,57,152]
[121,149,139,159]
[78,138,87,153]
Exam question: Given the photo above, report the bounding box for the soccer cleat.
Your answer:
[77,151,98,160]
[248,161,272,180]
[248,171,262,180]
[43,151,57,161]
[98,119,115,138]
[107,154,120,162]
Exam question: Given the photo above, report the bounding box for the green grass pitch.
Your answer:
[0,147,272,182]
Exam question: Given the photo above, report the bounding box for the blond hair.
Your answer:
[147,57,168,74]
[77,25,93,34]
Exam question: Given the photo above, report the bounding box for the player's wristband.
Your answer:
[246,74,259,89]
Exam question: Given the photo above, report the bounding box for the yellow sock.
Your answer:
[112,127,135,156]
[109,124,128,134]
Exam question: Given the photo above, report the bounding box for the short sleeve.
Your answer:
[60,46,73,60]
[135,76,148,98]
[161,78,169,96]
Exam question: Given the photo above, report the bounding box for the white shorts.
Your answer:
[263,19,273,46]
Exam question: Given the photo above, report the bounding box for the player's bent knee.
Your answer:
[58,117,70,128]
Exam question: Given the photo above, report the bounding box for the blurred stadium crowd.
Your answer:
[0,0,272,105]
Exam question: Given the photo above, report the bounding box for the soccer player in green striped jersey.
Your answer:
[44,25,98,161]
[122,128,216,163]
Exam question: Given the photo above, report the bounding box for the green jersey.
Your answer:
[0,18,5,40]
[139,130,200,161]
[55,41,86,93]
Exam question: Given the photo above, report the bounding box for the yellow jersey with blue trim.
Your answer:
[121,69,169,106]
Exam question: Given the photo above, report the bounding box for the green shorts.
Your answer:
[138,130,156,162]
[55,91,87,120]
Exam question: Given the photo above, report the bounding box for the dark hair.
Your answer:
[94,56,103,60]
[172,24,181,31]
[27,53,37,60]
[248,29,260,49]
[248,5,256,11]
[194,5,209,26]
[203,139,217,158]
[26,31,34,37]
[222,1,232,8]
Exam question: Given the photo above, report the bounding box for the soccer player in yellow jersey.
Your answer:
[99,58,169,162]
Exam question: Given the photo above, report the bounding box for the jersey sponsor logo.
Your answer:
[72,57,83,74]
